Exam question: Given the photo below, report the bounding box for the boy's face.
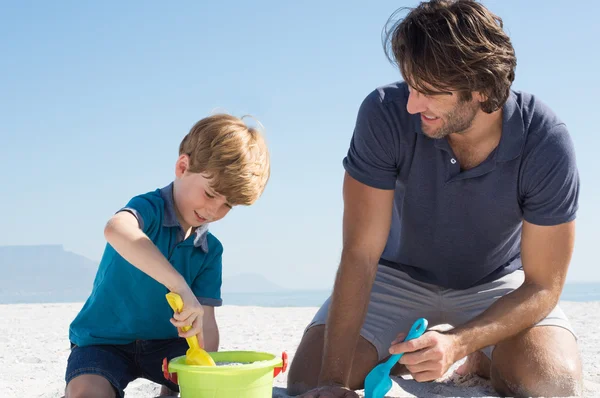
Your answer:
[172,154,232,231]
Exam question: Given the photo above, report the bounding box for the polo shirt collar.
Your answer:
[159,182,209,252]
[415,90,525,162]
[495,91,525,162]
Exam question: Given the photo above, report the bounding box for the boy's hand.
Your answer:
[169,285,205,348]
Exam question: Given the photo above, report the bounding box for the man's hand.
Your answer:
[389,331,460,382]
[299,384,359,398]
[169,285,205,348]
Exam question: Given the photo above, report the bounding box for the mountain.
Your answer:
[0,245,98,304]
[0,245,286,304]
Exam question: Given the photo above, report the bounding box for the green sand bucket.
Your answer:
[162,351,288,398]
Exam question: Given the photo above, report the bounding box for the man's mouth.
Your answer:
[421,114,440,123]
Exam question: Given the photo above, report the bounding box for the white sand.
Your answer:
[1,302,599,398]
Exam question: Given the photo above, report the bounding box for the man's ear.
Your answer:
[473,91,488,104]
[175,154,190,178]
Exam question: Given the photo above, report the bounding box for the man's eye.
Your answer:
[205,191,214,199]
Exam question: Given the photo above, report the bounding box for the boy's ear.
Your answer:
[175,154,190,178]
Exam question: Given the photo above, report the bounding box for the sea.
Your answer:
[224,282,600,307]
[1,283,599,307]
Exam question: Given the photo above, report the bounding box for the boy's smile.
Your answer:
[173,154,232,233]
[194,210,208,224]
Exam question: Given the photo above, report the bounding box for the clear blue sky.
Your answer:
[1,1,598,289]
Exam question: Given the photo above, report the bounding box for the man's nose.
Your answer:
[406,90,427,114]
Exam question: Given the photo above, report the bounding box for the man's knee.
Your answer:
[491,362,582,397]
[491,326,583,397]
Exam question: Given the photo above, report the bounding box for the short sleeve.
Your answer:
[520,124,580,226]
[192,237,223,307]
[342,90,399,190]
[119,194,161,235]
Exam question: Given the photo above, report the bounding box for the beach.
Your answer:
[2,301,599,398]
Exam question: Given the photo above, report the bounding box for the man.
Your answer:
[287,1,582,397]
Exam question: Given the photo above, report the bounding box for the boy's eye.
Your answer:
[204,191,214,199]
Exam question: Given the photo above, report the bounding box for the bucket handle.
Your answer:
[273,351,288,377]
[162,357,178,384]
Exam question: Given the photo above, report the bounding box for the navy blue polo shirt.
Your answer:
[69,183,223,347]
[343,82,579,289]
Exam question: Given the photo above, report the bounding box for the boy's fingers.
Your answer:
[170,318,191,328]
[173,311,187,321]
[179,315,203,338]
[197,329,205,349]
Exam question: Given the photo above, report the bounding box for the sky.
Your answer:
[1,1,598,289]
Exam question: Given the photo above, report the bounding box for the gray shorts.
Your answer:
[307,265,575,361]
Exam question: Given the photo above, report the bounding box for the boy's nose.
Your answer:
[205,202,219,220]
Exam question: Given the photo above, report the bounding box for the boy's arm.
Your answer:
[105,211,188,291]
[202,305,219,352]
[105,211,205,340]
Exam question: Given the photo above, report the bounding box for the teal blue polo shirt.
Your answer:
[69,183,223,347]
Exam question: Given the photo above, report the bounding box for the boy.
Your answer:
[64,114,270,398]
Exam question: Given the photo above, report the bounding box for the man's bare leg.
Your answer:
[287,325,385,395]
[458,325,582,397]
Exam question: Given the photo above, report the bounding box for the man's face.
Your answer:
[406,85,481,139]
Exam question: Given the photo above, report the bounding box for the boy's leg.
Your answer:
[287,265,446,395]
[137,338,189,394]
[66,375,116,398]
[65,343,138,398]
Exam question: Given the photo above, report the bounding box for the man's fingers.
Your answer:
[398,347,438,365]
[411,370,439,383]
[391,332,407,345]
[389,333,432,355]
[405,359,439,374]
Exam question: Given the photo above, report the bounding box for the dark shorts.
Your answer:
[65,338,188,397]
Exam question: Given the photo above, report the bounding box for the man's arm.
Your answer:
[202,305,219,352]
[449,219,575,359]
[317,172,395,388]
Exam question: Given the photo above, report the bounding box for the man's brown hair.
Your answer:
[383,0,517,113]
[179,114,270,206]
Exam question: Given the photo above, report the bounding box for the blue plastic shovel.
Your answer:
[364,318,428,398]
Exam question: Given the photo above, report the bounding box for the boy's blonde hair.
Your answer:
[179,114,270,206]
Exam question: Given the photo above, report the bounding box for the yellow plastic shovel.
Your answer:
[165,292,216,366]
